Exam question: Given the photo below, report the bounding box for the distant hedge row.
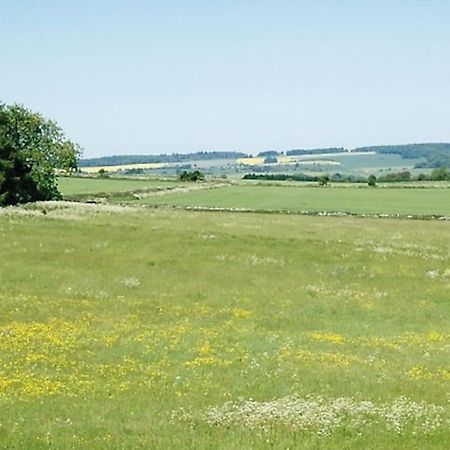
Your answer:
[243,167,450,183]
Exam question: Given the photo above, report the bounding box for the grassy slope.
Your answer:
[330,153,423,173]
[135,184,450,216]
[0,206,449,449]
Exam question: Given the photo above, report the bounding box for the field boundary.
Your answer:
[142,203,450,221]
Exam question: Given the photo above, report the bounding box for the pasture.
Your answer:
[58,176,180,198]
[0,203,449,449]
[132,184,450,217]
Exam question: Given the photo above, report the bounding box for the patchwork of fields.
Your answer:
[78,151,425,177]
[0,203,449,449]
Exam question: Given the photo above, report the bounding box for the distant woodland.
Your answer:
[81,144,450,169]
[80,151,249,167]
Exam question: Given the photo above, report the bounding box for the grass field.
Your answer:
[0,203,449,449]
[330,153,424,173]
[58,176,180,197]
[133,184,450,217]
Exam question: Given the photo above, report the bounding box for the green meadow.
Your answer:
[132,184,450,217]
[0,203,449,449]
[58,176,179,197]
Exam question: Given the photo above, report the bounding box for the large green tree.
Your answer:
[0,103,81,206]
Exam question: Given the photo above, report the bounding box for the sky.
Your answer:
[1,1,450,158]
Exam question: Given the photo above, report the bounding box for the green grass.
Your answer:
[0,203,449,449]
[133,184,450,216]
[330,153,424,172]
[58,176,179,197]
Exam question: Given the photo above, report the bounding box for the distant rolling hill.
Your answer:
[80,144,450,169]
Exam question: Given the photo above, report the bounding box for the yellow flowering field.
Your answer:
[0,203,449,448]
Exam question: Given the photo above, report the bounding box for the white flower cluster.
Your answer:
[201,395,446,435]
[119,277,141,288]
[354,238,447,261]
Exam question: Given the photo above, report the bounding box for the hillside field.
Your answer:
[0,204,449,449]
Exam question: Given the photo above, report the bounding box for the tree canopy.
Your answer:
[179,170,205,182]
[0,103,81,206]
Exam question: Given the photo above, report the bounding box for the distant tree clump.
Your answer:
[179,170,205,182]
[367,175,377,187]
[0,103,82,206]
[97,168,108,178]
[430,167,450,181]
[318,175,330,186]
[378,171,411,182]
[264,156,278,164]
[258,150,280,157]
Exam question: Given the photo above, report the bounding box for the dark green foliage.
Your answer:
[409,168,449,181]
[243,170,450,184]
[0,125,41,205]
[256,147,347,158]
[0,103,82,206]
[367,175,377,187]
[430,167,450,181]
[263,156,278,164]
[377,169,449,182]
[80,151,249,167]
[286,147,346,156]
[318,175,330,186]
[97,168,109,178]
[257,150,280,157]
[122,168,144,175]
[243,173,318,182]
[242,173,368,183]
[58,141,82,174]
[378,171,411,182]
[179,170,205,182]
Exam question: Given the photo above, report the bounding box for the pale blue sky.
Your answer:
[2,1,450,157]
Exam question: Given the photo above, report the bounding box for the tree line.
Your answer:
[80,151,249,167]
[257,148,346,157]
[243,168,450,184]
